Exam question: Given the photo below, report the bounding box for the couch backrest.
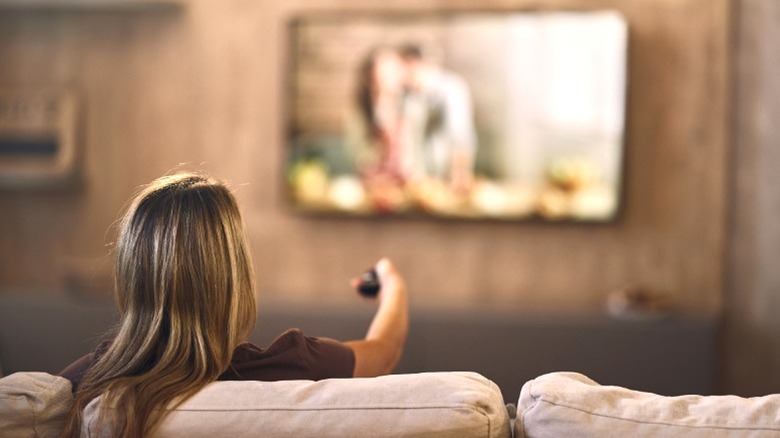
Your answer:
[86,371,511,438]
[517,372,780,438]
[1,371,511,438]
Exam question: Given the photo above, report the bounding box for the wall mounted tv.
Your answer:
[285,11,627,222]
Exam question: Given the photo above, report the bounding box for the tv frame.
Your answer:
[282,10,629,223]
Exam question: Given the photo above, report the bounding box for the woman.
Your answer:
[351,46,412,184]
[61,172,408,437]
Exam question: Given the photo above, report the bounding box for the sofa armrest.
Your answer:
[0,372,73,437]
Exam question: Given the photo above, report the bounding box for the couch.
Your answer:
[517,372,780,437]
[2,369,780,437]
[3,292,761,437]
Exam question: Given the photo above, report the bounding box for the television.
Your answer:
[285,10,628,221]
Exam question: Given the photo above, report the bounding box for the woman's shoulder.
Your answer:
[59,338,114,392]
[235,329,351,361]
[235,329,306,353]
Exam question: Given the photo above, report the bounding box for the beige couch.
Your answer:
[517,372,780,437]
[1,371,510,438]
[2,370,780,438]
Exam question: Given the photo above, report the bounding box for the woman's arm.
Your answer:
[345,258,409,377]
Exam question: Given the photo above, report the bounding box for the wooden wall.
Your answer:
[0,0,729,316]
[725,0,780,395]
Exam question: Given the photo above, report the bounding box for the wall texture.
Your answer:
[725,0,780,395]
[0,1,729,316]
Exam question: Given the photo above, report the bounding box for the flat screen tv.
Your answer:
[285,10,627,221]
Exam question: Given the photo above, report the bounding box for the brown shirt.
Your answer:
[60,329,355,392]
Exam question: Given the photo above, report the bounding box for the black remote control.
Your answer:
[357,269,380,297]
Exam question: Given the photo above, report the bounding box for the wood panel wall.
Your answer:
[0,0,729,316]
[725,0,780,395]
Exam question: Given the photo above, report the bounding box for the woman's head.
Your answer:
[64,172,257,437]
[114,173,256,363]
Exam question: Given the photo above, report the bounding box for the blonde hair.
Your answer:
[63,172,257,437]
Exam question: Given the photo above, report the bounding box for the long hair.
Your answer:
[356,46,404,140]
[357,48,382,139]
[62,172,257,437]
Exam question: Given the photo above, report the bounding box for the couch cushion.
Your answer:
[0,372,73,437]
[84,371,511,438]
[517,372,780,438]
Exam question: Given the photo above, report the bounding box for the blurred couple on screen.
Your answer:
[346,43,477,209]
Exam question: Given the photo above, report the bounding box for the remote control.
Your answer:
[357,269,380,297]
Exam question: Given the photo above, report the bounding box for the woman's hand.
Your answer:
[346,258,409,377]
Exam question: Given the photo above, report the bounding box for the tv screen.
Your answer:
[285,11,627,221]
